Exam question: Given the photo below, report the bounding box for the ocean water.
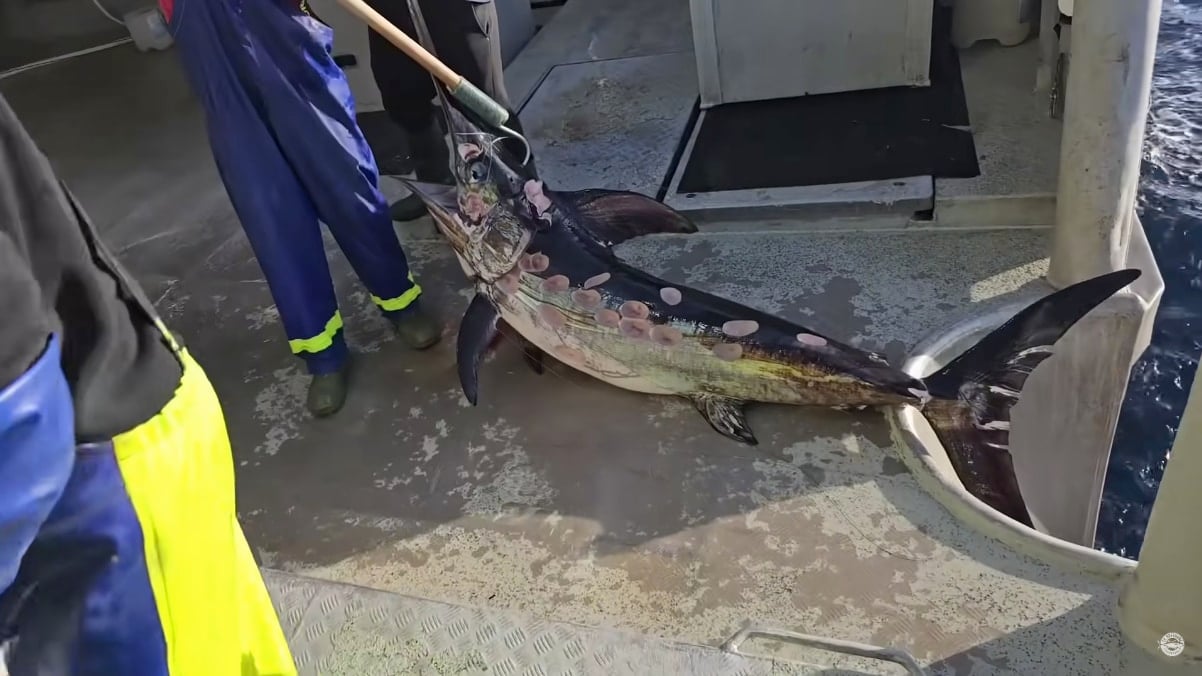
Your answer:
[1096,0,1202,559]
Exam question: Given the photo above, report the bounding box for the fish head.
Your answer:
[400,178,532,283]
[442,101,536,225]
[400,101,539,282]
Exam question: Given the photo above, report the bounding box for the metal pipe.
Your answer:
[721,621,927,675]
[1035,0,1062,95]
[1047,0,1162,287]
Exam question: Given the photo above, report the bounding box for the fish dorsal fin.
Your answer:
[561,189,699,247]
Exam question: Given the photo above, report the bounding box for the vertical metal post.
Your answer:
[1007,0,1162,547]
[1047,0,1161,287]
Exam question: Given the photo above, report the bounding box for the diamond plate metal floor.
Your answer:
[519,51,697,196]
[266,567,774,673]
[268,571,770,674]
[266,570,852,675]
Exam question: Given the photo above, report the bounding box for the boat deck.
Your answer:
[0,3,1191,673]
[501,0,1061,228]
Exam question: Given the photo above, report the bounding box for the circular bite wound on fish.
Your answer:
[496,270,521,296]
[541,274,570,293]
[520,252,550,272]
[583,272,611,289]
[722,320,759,338]
[650,324,684,347]
[594,309,621,328]
[712,343,744,361]
[797,332,828,347]
[619,300,650,319]
[553,344,588,366]
[524,179,553,217]
[572,289,603,309]
[538,304,568,330]
[619,318,652,340]
[458,142,483,160]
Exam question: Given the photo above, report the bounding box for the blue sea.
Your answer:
[1096,0,1202,559]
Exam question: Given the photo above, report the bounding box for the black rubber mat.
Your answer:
[356,111,414,177]
[675,6,979,194]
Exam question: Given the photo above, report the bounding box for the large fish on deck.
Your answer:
[401,98,1140,530]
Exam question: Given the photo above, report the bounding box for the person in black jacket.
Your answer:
[366,0,533,221]
[0,93,295,675]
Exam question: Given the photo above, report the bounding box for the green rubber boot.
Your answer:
[306,365,350,418]
[391,306,442,350]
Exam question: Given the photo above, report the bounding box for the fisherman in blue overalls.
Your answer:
[161,0,442,417]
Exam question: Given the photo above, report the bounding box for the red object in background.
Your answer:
[157,0,311,25]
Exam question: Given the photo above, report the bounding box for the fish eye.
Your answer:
[468,160,488,183]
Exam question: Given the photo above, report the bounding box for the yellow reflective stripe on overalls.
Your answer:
[371,273,423,312]
[287,311,344,354]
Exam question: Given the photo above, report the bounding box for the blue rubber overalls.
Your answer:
[165,0,422,374]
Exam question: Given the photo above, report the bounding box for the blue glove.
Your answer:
[0,334,75,594]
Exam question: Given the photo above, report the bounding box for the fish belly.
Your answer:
[497,298,684,395]
[495,286,867,405]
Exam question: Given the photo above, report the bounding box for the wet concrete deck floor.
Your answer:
[1,45,1156,675]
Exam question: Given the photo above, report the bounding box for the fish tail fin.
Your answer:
[918,269,1141,526]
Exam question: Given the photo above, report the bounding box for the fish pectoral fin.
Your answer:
[562,189,699,247]
[457,293,501,406]
[497,319,545,375]
[691,393,758,446]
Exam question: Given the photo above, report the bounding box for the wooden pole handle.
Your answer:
[329,0,463,90]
